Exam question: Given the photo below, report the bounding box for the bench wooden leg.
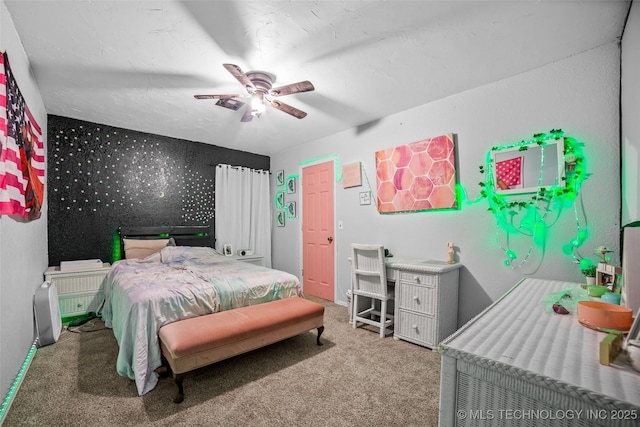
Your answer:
[173,373,185,404]
[157,354,171,378]
[317,326,324,346]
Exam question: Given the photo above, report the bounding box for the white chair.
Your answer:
[351,244,394,338]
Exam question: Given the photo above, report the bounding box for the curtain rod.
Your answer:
[213,164,270,174]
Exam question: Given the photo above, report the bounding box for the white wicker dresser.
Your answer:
[439,278,640,427]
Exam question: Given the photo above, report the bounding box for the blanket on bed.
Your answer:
[103,246,302,395]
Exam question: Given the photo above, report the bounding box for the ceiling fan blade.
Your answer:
[215,98,245,111]
[223,63,256,93]
[269,99,308,119]
[240,104,254,122]
[270,81,315,97]
[194,94,243,100]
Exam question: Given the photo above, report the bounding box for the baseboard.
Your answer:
[0,342,37,426]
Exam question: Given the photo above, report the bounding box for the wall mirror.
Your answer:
[491,138,565,195]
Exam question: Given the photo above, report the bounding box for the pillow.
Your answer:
[123,238,170,259]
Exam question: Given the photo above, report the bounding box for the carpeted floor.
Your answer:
[4,297,442,426]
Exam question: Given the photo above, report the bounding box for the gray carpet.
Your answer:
[4,297,442,426]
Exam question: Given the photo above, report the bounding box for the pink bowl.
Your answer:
[577,301,633,332]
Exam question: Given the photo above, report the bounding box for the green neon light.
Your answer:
[476,129,590,270]
[299,154,343,181]
[0,344,37,423]
[112,230,122,263]
[158,233,170,238]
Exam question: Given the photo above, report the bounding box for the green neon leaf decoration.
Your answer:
[475,129,590,270]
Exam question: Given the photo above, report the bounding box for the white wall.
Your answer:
[0,1,48,399]
[622,0,640,226]
[271,42,621,325]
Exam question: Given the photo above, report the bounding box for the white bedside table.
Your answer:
[231,254,263,266]
[44,263,111,320]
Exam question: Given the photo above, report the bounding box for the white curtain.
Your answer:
[215,164,272,267]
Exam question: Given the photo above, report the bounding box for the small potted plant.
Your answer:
[581,264,597,285]
[594,245,614,264]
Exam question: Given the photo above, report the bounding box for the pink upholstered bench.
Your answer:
[158,296,325,403]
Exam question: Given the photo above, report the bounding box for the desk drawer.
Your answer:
[396,310,435,347]
[399,271,438,286]
[398,282,436,315]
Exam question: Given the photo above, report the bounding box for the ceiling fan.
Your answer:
[195,64,314,122]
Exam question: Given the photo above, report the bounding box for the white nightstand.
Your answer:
[44,263,111,320]
[232,254,263,266]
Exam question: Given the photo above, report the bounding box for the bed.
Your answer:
[102,226,302,395]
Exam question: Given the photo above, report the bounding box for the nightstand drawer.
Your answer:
[398,282,436,315]
[399,271,438,286]
[58,291,105,317]
[232,255,263,266]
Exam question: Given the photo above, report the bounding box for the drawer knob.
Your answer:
[412,324,418,329]
[413,296,420,303]
[414,276,419,282]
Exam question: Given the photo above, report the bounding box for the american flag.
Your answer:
[495,156,523,189]
[0,52,44,221]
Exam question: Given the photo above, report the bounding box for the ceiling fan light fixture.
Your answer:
[251,92,266,117]
[195,64,314,122]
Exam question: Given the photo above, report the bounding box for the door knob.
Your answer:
[327,236,333,243]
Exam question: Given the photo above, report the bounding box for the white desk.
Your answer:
[351,257,462,348]
[385,257,461,281]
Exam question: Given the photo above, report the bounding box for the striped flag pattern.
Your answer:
[0,52,45,221]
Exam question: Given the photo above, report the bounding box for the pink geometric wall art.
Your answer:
[375,134,457,213]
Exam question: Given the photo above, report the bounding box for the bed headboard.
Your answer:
[118,225,214,259]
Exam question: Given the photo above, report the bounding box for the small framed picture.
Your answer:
[286,201,296,219]
[596,263,621,290]
[359,191,371,205]
[276,211,285,227]
[275,190,285,209]
[223,243,233,256]
[276,170,285,187]
[287,177,296,194]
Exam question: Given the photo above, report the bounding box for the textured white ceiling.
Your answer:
[4,0,631,156]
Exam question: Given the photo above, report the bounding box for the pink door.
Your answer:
[302,162,335,301]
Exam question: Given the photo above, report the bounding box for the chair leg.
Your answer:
[380,300,387,338]
[352,294,357,329]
